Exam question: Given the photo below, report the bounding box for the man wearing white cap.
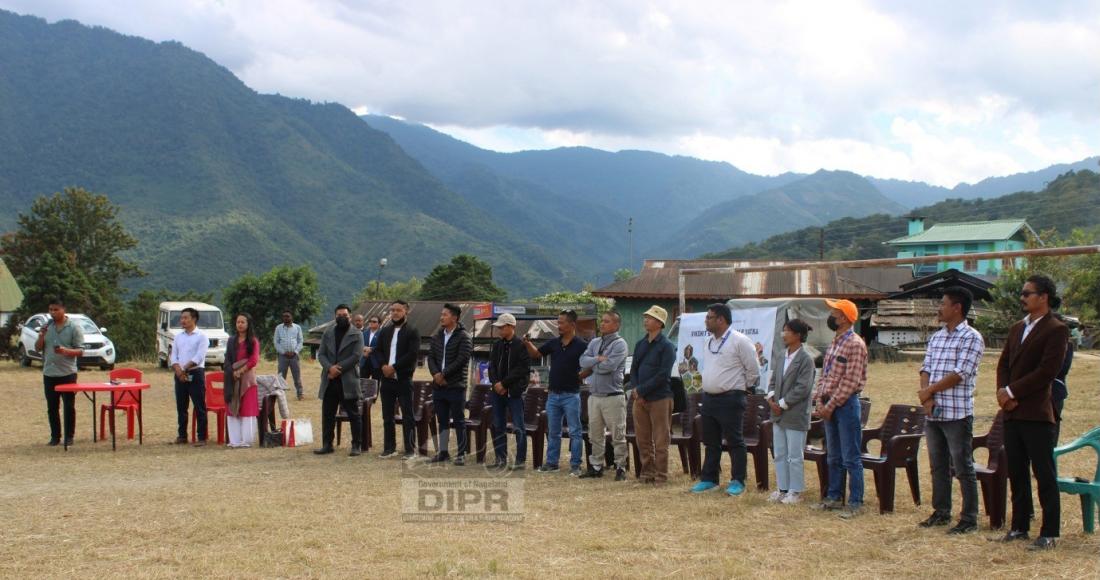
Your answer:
[488,313,532,470]
[629,305,677,484]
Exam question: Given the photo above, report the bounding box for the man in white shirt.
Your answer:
[170,307,209,446]
[690,303,760,496]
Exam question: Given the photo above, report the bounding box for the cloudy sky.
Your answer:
[4,1,1098,186]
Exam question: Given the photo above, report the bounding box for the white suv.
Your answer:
[18,313,117,371]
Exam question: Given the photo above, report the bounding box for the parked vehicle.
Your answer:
[156,302,228,368]
[18,313,116,371]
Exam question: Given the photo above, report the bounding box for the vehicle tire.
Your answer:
[159,348,169,368]
[101,364,115,371]
[19,344,31,367]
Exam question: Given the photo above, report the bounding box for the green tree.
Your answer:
[419,254,506,302]
[110,289,215,362]
[973,229,1064,338]
[531,287,615,318]
[222,265,324,355]
[613,268,635,282]
[0,187,143,325]
[353,276,424,304]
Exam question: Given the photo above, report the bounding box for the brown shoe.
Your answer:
[192,440,207,447]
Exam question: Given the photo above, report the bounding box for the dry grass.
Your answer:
[0,355,1098,579]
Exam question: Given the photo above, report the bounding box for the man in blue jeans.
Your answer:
[525,309,589,476]
[488,314,531,470]
[811,299,868,518]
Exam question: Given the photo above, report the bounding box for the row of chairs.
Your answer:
[185,375,1098,533]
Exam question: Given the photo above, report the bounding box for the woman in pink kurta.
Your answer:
[225,313,260,448]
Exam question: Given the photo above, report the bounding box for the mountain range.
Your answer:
[0,9,1095,306]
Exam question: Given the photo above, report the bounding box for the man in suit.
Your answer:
[315,304,365,456]
[377,299,421,459]
[996,274,1069,551]
[361,314,383,380]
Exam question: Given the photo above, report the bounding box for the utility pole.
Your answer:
[819,228,824,261]
[627,217,633,270]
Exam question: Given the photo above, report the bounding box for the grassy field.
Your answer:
[0,356,1097,579]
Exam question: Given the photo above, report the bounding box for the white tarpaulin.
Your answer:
[729,306,779,392]
[676,307,779,392]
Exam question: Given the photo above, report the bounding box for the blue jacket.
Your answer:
[630,333,675,401]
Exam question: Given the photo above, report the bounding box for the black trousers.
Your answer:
[381,378,415,454]
[321,384,361,448]
[44,373,77,441]
[175,369,206,440]
[433,388,467,457]
[1005,419,1060,537]
[699,390,747,484]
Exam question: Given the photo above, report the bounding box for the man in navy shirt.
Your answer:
[525,309,588,476]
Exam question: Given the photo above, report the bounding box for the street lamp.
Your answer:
[375,258,387,297]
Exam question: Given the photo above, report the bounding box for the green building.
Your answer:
[886,218,1038,277]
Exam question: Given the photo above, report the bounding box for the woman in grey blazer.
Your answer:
[766,319,816,504]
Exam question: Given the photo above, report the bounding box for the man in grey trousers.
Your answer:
[578,311,630,481]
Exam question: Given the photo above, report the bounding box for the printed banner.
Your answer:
[729,306,780,392]
[676,313,708,392]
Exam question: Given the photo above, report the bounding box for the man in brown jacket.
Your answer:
[995,274,1068,551]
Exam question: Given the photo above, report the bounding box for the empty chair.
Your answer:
[972,412,1008,529]
[861,404,926,514]
[99,368,143,440]
[674,392,704,478]
[464,384,495,463]
[191,371,227,444]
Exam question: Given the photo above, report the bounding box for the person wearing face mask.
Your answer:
[810,299,868,519]
[315,304,365,456]
[376,299,421,459]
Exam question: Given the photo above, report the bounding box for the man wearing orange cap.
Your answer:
[811,298,868,518]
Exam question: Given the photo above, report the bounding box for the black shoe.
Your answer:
[313,447,335,455]
[998,530,1030,542]
[947,521,978,535]
[488,460,507,470]
[379,450,398,459]
[63,438,73,447]
[1027,537,1056,551]
[919,513,952,528]
[615,466,627,481]
[349,445,362,457]
[429,453,450,463]
[536,464,560,473]
[578,466,604,479]
[453,455,466,466]
[402,452,417,460]
[48,438,60,447]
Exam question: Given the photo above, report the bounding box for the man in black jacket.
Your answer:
[488,313,531,470]
[427,303,473,465]
[376,300,421,459]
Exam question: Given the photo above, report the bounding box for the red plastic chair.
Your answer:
[191,371,228,444]
[99,368,143,440]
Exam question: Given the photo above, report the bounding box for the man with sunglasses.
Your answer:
[525,309,588,476]
[996,275,1069,551]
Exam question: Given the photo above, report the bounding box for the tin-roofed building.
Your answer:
[885,218,1039,277]
[0,258,24,327]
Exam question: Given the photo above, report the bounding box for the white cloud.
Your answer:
[2,0,1097,186]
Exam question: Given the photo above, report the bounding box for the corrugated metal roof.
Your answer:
[885,219,1035,245]
[593,259,912,300]
[0,258,23,312]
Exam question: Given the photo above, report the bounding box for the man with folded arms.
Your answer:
[578,310,630,481]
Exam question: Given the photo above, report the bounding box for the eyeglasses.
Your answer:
[1019,290,1039,298]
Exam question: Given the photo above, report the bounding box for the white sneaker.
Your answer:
[767,491,786,503]
[781,492,802,504]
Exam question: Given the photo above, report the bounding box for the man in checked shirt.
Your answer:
[917,287,984,534]
[811,298,868,518]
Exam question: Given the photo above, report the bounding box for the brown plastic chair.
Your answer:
[395,381,438,456]
[861,404,926,514]
[674,392,704,478]
[972,411,1008,529]
[804,397,872,500]
[497,386,548,468]
[743,394,773,490]
[464,384,494,463]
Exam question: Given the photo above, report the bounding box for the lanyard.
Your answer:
[707,330,732,355]
[822,331,854,378]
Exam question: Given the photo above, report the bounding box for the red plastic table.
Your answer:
[54,382,150,451]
